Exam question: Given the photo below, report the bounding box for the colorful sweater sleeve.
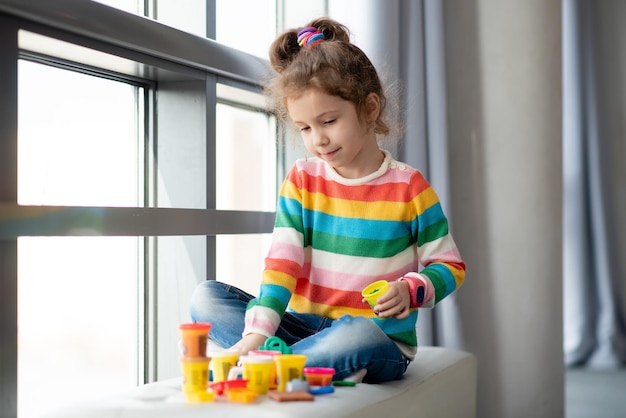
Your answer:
[404,171,466,308]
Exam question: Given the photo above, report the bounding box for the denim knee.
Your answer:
[189,280,230,322]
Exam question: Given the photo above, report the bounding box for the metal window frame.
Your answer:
[0,0,276,416]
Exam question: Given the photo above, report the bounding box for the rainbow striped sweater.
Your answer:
[243,150,465,359]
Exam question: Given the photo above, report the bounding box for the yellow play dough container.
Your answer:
[361,280,390,308]
[180,356,210,397]
[208,350,240,383]
[274,354,307,392]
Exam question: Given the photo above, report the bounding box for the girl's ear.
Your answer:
[365,93,381,123]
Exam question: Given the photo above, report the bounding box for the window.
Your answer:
[17,236,140,418]
[18,60,143,207]
[215,85,277,293]
[216,0,277,57]
[0,1,328,417]
[216,84,277,212]
[17,54,145,418]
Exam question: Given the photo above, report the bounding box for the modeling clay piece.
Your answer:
[209,379,248,396]
[286,379,309,392]
[185,390,214,403]
[224,388,257,403]
[332,380,356,387]
[268,390,314,402]
[308,386,334,395]
[259,336,292,354]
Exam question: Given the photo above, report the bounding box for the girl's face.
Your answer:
[287,88,383,179]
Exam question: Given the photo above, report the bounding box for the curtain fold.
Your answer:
[396,0,465,350]
[421,0,464,350]
[397,0,434,346]
[563,0,626,369]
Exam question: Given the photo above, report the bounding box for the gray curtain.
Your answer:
[398,0,464,349]
[563,0,626,368]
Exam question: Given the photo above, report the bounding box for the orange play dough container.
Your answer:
[178,322,211,357]
[303,367,335,386]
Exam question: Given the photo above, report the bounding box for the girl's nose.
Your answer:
[312,129,329,146]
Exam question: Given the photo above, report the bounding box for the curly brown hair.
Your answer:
[265,17,392,137]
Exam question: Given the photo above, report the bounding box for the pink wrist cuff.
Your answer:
[398,275,432,308]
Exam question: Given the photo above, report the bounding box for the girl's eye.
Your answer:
[324,119,336,125]
[299,126,310,132]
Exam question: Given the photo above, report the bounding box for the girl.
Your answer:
[190,17,465,383]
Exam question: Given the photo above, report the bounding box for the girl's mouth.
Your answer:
[321,149,339,159]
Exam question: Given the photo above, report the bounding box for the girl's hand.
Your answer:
[364,280,411,319]
[230,333,268,355]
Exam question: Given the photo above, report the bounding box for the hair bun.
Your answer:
[268,18,351,73]
[307,17,350,43]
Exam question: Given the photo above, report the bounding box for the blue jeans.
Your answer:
[190,280,410,383]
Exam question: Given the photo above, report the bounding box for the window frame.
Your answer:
[0,0,278,415]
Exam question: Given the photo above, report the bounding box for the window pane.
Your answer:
[216,86,277,212]
[17,58,143,418]
[94,0,207,38]
[216,0,276,57]
[18,60,142,207]
[151,0,207,38]
[154,235,207,379]
[17,237,140,418]
[92,0,142,14]
[282,0,328,28]
[216,234,272,294]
